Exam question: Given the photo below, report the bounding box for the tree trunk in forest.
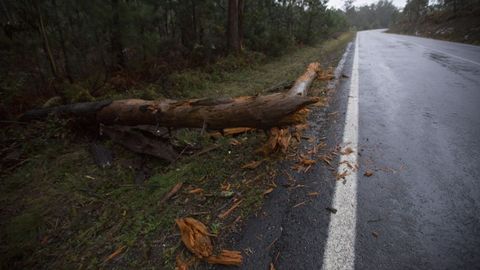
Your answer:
[227,0,240,53]
[238,0,244,50]
[21,63,322,129]
[111,0,125,70]
[52,0,73,83]
[36,2,58,78]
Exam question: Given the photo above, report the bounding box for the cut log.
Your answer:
[20,63,322,129]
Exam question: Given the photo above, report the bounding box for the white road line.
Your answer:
[404,39,480,66]
[322,34,360,270]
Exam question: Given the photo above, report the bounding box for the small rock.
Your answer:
[326,207,337,214]
[364,170,374,177]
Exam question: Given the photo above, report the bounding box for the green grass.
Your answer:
[0,32,354,269]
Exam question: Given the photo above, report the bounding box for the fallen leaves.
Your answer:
[175,217,242,266]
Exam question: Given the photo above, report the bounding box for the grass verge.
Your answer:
[0,32,354,269]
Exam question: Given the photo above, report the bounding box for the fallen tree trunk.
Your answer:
[288,62,320,96]
[20,63,321,129]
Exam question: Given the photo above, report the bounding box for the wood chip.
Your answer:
[189,188,204,194]
[218,199,243,219]
[241,160,263,170]
[159,182,183,205]
[293,201,306,208]
[104,245,126,263]
[307,192,320,196]
[364,170,374,177]
[263,188,274,196]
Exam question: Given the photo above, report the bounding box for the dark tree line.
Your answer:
[343,0,399,30]
[0,0,348,114]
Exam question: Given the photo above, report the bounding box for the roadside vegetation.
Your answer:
[0,0,354,268]
[390,0,480,44]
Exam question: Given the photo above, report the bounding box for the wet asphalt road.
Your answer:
[354,30,480,270]
[221,30,480,270]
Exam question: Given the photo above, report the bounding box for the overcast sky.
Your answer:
[328,0,407,9]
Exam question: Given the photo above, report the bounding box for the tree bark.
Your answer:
[21,63,322,129]
[227,0,240,53]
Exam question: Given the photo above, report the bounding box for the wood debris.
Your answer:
[263,188,274,196]
[293,201,306,208]
[340,147,354,155]
[241,160,263,170]
[218,199,243,219]
[364,170,374,177]
[205,250,243,266]
[259,127,292,155]
[175,217,213,258]
[188,188,204,194]
[307,192,320,196]
[336,170,349,181]
[104,245,126,263]
[176,218,242,266]
[229,139,242,146]
[159,182,183,205]
[293,154,316,172]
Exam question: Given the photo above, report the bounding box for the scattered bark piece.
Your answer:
[308,192,320,196]
[229,139,241,146]
[223,127,254,136]
[218,199,243,219]
[263,188,274,196]
[293,201,306,208]
[364,170,374,177]
[241,160,263,170]
[104,245,126,263]
[176,218,243,266]
[189,188,204,194]
[159,182,183,205]
[176,218,213,258]
[336,170,349,181]
[341,147,354,155]
[372,231,379,238]
[205,250,243,266]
